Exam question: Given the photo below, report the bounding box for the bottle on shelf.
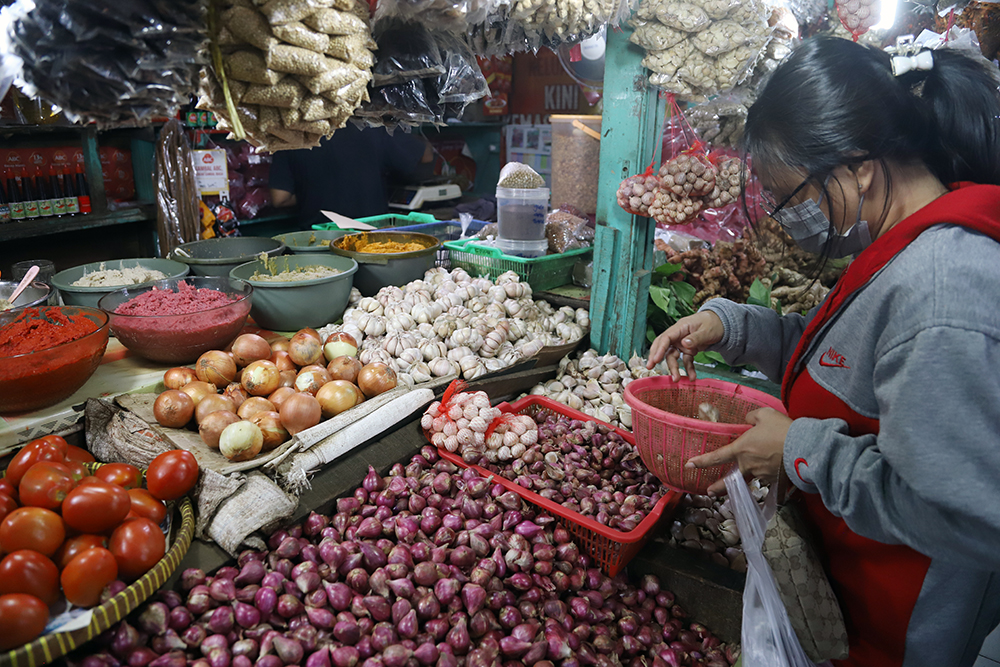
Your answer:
[7,170,25,221]
[35,167,53,218]
[0,177,9,224]
[62,165,79,215]
[49,166,66,216]
[74,164,91,214]
[21,168,39,219]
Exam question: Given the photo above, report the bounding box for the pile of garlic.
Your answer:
[422,390,538,463]
[319,268,591,386]
[528,349,670,428]
[629,0,774,98]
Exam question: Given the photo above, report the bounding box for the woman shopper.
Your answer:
[648,36,1000,667]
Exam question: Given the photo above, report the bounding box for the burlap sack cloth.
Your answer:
[86,398,297,555]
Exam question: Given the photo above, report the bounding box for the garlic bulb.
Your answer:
[460,355,487,380]
[396,347,423,371]
[355,312,387,338]
[410,362,432,384]
[386,313,416,333]
[447,346,475,363]
[357,297,383,315]
[420,340,448,362]
[383,332,419,357]
[348,287,362,305]
[447,328,484,352]
[416,323,435,338]
[429,357,460,377]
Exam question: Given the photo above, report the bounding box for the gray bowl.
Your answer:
[52,258,191,309]
[169,237,287,277]
[273,230,348,254]
[0,281,51,312]
[330,232,441,297]
[230,254,358,331]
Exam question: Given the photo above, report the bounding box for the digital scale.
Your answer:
[389,182,463,210]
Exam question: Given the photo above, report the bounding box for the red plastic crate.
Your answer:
[431,395,683,577]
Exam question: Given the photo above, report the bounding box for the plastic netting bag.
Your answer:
[835,0,880,40]
[616,164,662,217]
[0,0,207,126]
[725,469,831,667]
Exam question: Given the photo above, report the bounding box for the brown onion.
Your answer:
[180,381,217,407]
[270,338,290,354]
[278,370,297,388]
[163,367,197,390]
[357,363,398,399]
[271,350,297,372]
[242,360,281,396]
[327,356,363,384]
[316,381,360,418]
[195,394,236,424]
[200,411,241,448]
[279,392,322,435]
[196,350,238,386]
[238,397,276,421]
[219,421,263,462]
[323,332,358,361]
[268,387,297,411]
[295,368,331,396]
[299,328,321,342]
[231,334,272,367]
[288,330,323,366]
[222,383,249,411]
[251,411,290,451]
[154,390,195,428]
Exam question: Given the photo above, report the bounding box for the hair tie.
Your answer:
[886,35,934,76]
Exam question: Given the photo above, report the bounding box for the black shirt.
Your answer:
[269,125,426,228]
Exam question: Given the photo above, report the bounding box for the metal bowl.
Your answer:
[330,232,441,296]
[98,277,253,364]
[0,306,110,413]
[52,258,190,309]
[169,237,286,277]
[0,280,52,312]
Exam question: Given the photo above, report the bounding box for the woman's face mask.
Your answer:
[772,177,872,258]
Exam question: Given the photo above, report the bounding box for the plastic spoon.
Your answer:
[8,265,39,304]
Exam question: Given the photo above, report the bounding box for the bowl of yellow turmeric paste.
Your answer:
[330,232,441,296]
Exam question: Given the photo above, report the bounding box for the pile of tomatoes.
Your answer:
[0,436,199,651]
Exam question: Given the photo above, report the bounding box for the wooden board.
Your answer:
[116,393,300,476]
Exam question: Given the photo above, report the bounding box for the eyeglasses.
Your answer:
[760,177,811,220]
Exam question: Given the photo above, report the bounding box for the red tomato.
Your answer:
[94,463,143,490]
[5,441,64,488]
[0,507,65,557]
[61,481,130,535]
[61,547,117,608]
[63,460,89,484]
[64,444,95,463]
[146,450,199,501]
[0,495,17,524]
[0,594,48,650]
[126,489,167,525]
[0,550,60,605]
[37,435,69,458]
[18,462,75,511]
[0,479,18,504]
[55,534,109,569]
[76,476,103,486]
[109,518,165,582]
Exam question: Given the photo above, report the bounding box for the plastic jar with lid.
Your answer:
[496,186,549,241]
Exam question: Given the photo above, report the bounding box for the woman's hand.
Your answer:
[646,311,725,381]
[686,407,793,496]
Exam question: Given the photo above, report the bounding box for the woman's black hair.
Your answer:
[742,35,1000,251]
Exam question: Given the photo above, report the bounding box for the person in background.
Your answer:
[269,124,434,228]
[647,36,1000,667]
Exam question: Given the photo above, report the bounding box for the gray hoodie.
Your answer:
[701,224,1000,666]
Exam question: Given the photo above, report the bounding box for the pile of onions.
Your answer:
[79,448,737,667]
[152,330,387,461]
[475,414,670,534]
[665,485,769,573]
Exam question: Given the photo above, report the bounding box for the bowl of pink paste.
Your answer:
[98,277,253,364]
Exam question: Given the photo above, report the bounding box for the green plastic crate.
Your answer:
[443,238,592,292]
[311,211,437,231]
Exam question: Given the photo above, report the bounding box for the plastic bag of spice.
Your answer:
[546,208,595,253]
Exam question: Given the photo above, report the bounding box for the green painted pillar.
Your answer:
[590,27,665,359]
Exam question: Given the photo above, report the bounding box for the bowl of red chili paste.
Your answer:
[98,277,253,364]
[0,306,110,413]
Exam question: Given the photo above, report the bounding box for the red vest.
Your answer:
[780,184,1000,666]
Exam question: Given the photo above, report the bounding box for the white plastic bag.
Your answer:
[725,469,833,667]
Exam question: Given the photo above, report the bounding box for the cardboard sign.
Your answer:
[193,149,229,197]
[320,210,377,230]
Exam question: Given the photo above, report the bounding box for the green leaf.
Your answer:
[670,282,697,316]
[695,350,727,365]
[649,285,674,317]
[654,262,683,277]
[646,323,656,344]
[747,279,771,308]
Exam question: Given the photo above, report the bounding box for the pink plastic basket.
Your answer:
[623,376,786,495]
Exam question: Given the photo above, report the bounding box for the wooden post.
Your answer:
[590,28,664,359]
